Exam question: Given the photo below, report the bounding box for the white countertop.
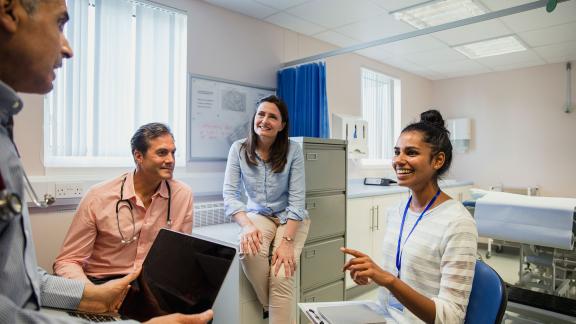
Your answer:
[347,179,473,199]
[193,222,240,247]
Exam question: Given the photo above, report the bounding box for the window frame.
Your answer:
[359,67,401,167]
[43,0,188,169]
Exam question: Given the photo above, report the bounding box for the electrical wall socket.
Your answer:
[54,182,84,198]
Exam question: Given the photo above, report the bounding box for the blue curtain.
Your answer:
[277,62,329,138]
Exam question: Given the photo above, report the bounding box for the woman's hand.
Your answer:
[240,223,263,256]
[341,247,395,288]
[272,239,296,277]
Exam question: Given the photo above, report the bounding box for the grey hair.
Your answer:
[130,122,174,156]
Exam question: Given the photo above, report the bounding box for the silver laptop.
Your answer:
[317,303,387,324]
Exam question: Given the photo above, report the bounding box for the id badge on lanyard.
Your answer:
[391,189,441,312]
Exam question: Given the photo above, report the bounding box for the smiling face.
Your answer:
[0,0,73,94]
[134,134,176,183]
[392,131,445,191]
[253,101,285,141]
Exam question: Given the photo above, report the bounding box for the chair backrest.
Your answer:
[464,260,508,324]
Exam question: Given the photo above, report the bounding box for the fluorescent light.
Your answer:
[392,0,487,29]
[453,36,527,59]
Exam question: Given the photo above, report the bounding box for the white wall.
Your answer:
[326,53,433,179]
[432,63,576,197]
[21,0,432,270]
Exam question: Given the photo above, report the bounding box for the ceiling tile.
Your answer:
[475,49,545,68]
[203,0,278,19]
[313,30,360,48]
[369,0,429,12]
[542,53,576,64]
[479,0,533,11]
[428,59,492,75]
[533,41,576,63]
[380,57,433,74]
[518,21,576,47]
[403,47,468,66]
[265,12,326,35]
[432,20,511,46]
[498,0,576,33]
[490,60,549,72]
[254,0,312,10]
[380,35,448,56]
[287,0,385,28]
[533,40,576,59]
[334,13,414,42]
[356,45,391,61]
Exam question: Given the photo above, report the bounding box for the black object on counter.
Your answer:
[364,178,397,186]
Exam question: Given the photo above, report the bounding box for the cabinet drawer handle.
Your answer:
[375,205,380,230]
[305,297,316,302]
[305,250,316,258]
[306,153,319,161]
[306,201,316,209]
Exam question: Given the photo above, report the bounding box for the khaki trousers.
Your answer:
[240,213,310,324]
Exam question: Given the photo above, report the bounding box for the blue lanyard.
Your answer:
[395,189,441,278]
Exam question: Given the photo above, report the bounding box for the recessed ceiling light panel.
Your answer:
[453,36,527,59]
[392,0,487,29]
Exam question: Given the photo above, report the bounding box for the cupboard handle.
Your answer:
[306,201,316,209]
[306,153,319,161]
[376,205,380,230]
[305,250,316,258]
[370,206,374,231]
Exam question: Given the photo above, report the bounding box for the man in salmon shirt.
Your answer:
[54,122,194,284]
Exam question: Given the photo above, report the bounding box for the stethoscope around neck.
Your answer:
[115,175,172,244]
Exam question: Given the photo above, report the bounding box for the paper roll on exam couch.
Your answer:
[474,191,575,250]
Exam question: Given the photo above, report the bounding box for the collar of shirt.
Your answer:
[122,171,170,207]
[0,80,24,126]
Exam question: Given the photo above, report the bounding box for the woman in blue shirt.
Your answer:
[223,95,310,324]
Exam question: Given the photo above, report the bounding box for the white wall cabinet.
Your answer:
[443,185,472,202]
[345,193,406,289]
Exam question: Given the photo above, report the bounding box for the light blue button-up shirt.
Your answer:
[223,139,308,224]
[0,81,98,323]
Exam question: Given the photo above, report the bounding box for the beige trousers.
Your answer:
[240,213,310,324]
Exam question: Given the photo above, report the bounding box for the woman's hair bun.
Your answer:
[420,109,445,129]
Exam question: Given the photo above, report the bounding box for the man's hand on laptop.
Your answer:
[144,310,214,324]
[77,270,140,313]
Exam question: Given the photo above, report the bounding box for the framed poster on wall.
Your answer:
[188,74,275,161]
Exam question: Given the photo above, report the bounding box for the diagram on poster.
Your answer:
[188,75,275,160]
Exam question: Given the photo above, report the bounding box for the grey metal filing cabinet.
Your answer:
[292,137,347,324]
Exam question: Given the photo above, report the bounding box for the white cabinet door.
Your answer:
[345,197,373,289]
[443,185,472,202]
[370,194,405,265]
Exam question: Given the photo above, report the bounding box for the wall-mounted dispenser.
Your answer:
[331,113,368,159]
[447,118,471,153]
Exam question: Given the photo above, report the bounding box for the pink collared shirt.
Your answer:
[53,172,193,282]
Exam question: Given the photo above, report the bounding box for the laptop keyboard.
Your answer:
[67,312,118,322]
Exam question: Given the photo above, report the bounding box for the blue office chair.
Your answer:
[464,260,508,324]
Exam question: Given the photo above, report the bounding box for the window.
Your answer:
[44,0,187,167]
[361,68,401,162]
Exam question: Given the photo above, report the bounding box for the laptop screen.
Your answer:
[119,229,236,322]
